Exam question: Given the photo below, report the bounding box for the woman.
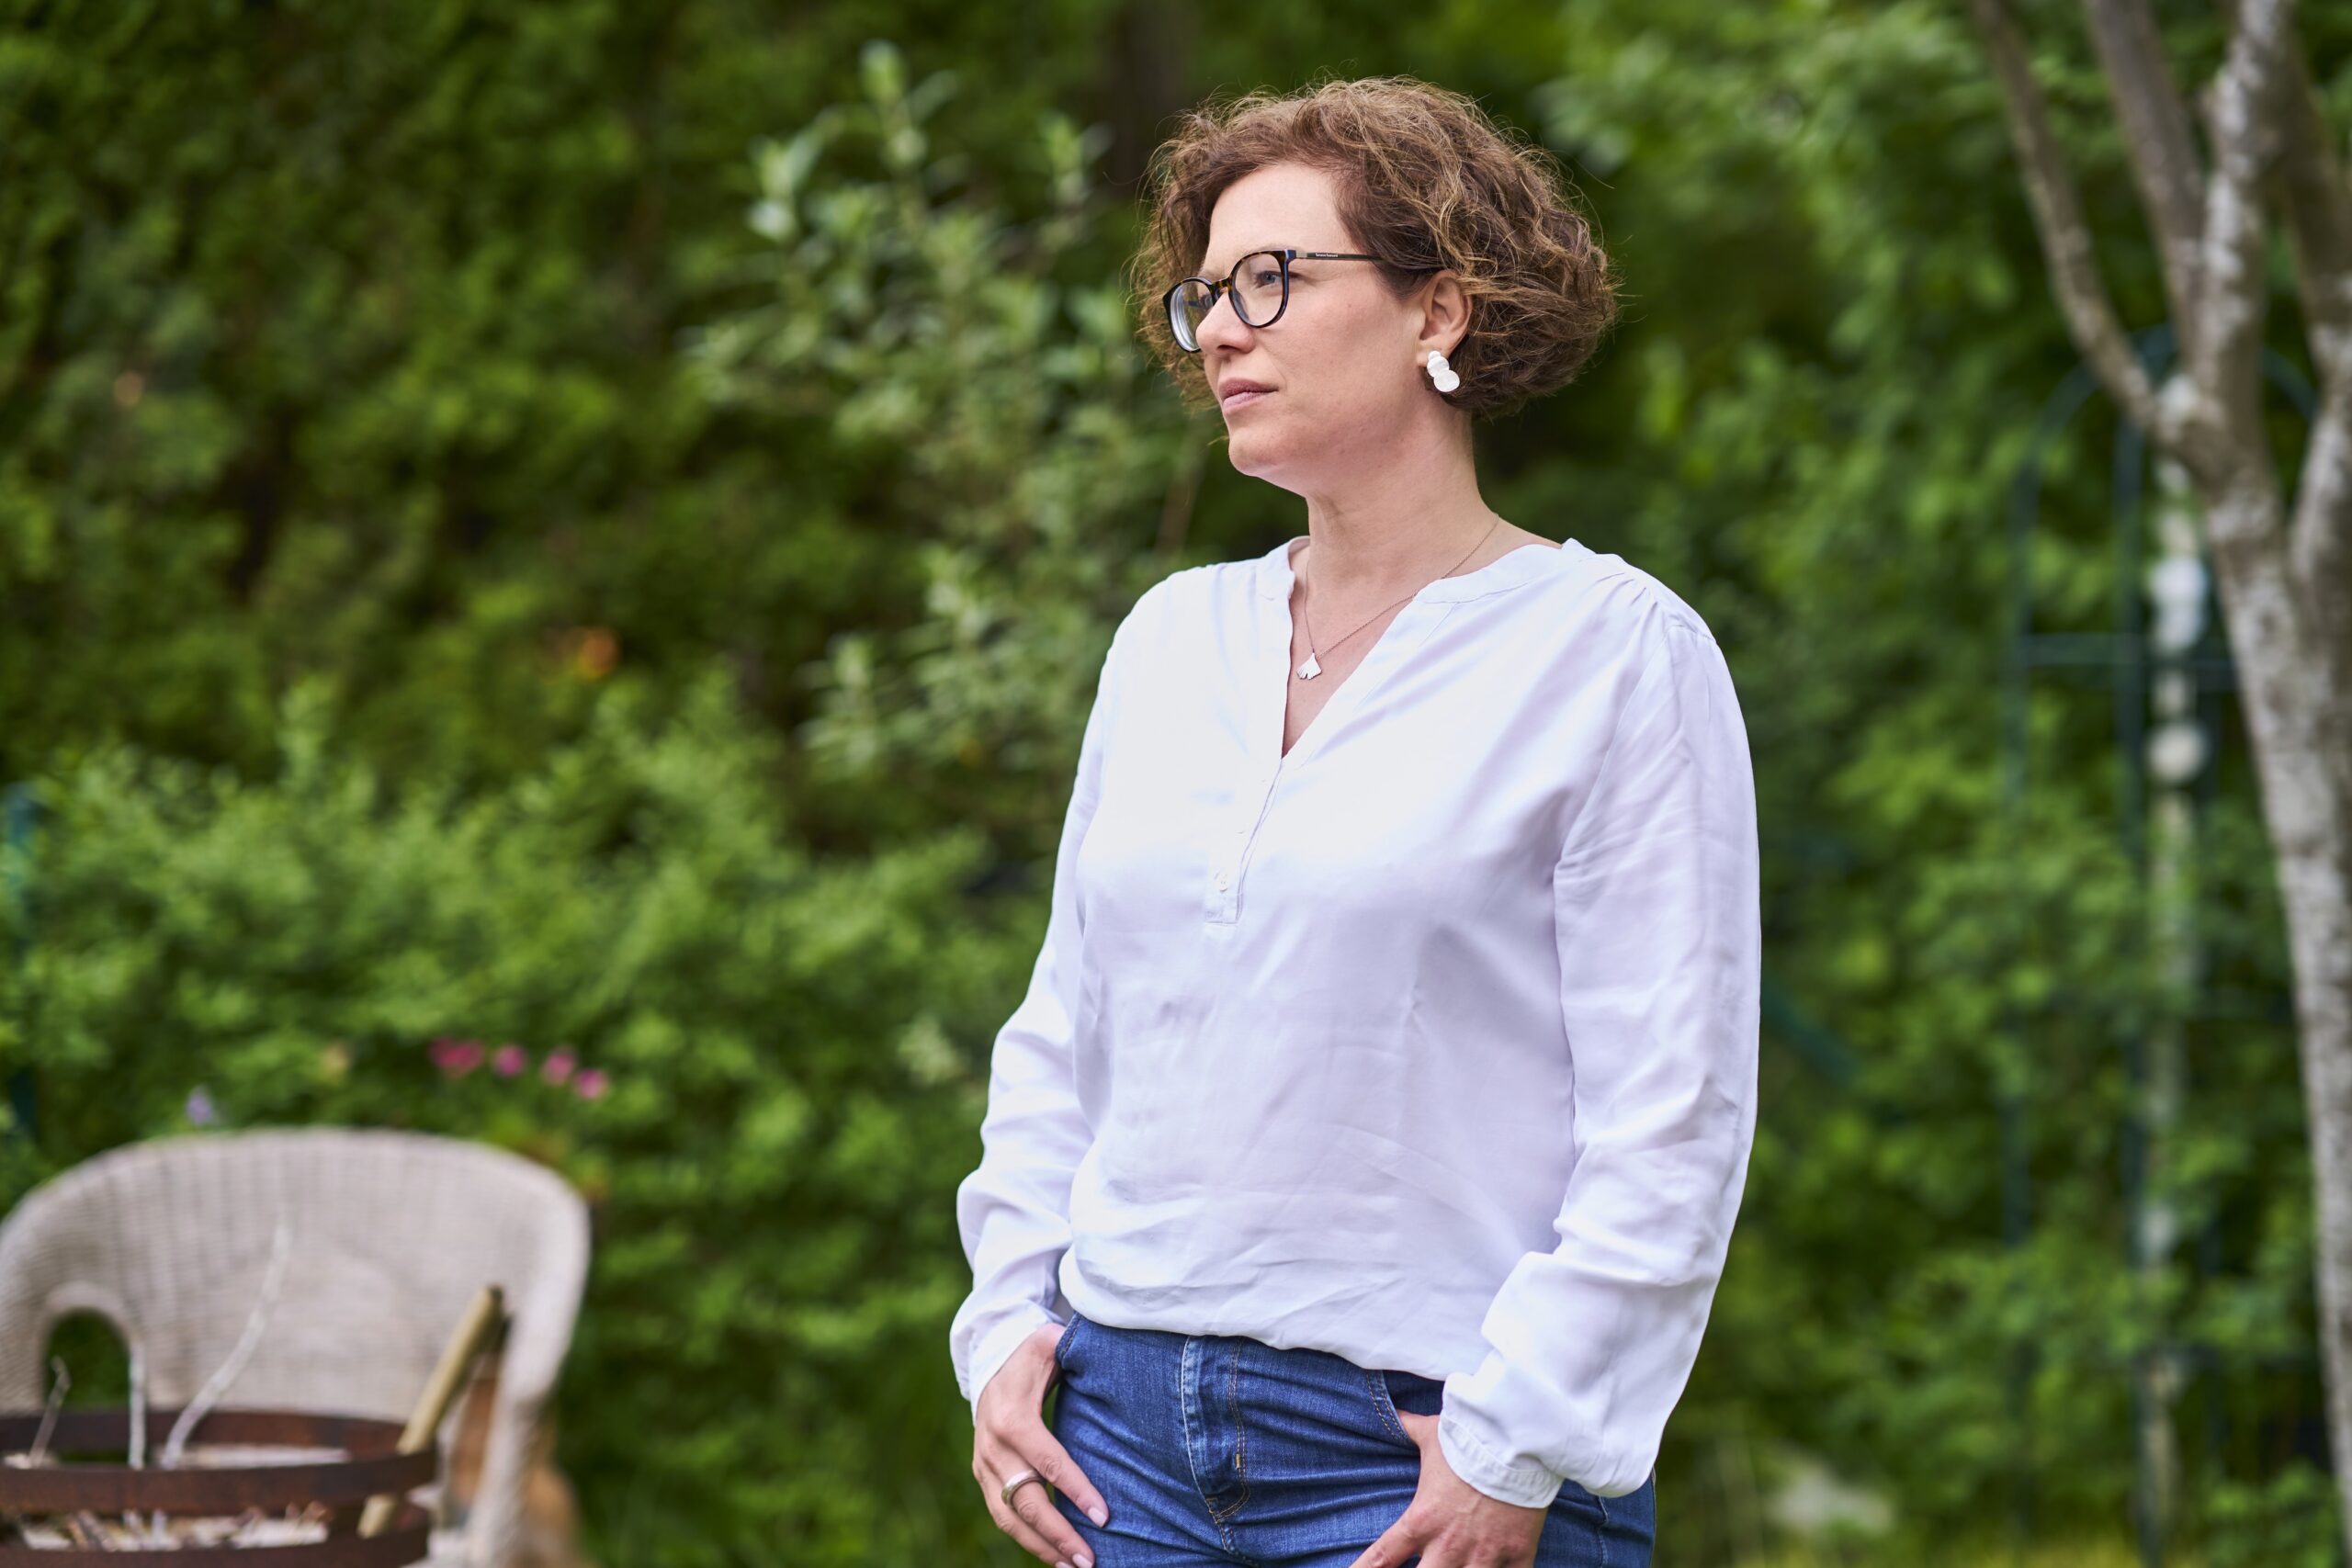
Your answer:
[950,76,1760,1568]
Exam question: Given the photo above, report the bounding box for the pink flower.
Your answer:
[431,1038,485,1077]
[541,1047,578,1086]
[492,1043,527,1077]
[573,1068,609,1100]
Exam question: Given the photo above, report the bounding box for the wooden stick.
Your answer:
[357,1284,505,1539]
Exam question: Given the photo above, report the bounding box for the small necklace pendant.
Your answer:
[1296,650,1322,680]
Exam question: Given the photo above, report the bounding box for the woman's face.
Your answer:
[1190,162,1457,488]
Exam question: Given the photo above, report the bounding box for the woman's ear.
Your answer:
[1414,269,1473,362]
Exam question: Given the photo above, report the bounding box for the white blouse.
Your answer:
[950,532,1760,1508]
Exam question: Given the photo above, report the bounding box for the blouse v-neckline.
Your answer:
[1259,534,1569,767]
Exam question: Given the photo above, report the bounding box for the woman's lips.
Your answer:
[1220,388,1273,412]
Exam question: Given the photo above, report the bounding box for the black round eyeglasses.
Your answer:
[1163,248,1398,354]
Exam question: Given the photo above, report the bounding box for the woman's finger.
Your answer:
[1347,1508,1433,1568]
[978,1420,1101,1567]
[981,1467,1093,1568]
[1013,1422,1112,1530]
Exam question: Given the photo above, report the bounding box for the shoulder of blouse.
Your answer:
[1538,548,1718,651]
[1105,559,1219,664]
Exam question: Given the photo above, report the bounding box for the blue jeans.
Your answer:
[1045,1309,1657,1567]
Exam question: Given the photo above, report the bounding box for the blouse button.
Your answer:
[1214,873,1229,890]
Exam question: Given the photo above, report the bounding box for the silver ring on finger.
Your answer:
[1001,1468,1047,1508]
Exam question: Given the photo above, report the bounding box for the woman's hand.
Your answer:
[1347,1409,1547,1568]
[972,1320,1113,1568]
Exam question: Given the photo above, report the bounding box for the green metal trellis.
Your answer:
[1999,320,2316,1565]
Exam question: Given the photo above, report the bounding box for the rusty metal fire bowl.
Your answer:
[0,1406,435,1563]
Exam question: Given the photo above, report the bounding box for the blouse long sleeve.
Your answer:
[1435,599,1762,1507]
[947,602,1134,1422]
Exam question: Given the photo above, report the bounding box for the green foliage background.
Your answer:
[2,0,2346,1562]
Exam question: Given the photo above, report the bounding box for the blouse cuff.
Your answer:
[1436,1408,1568,1511]
[966,1302,1062,1424]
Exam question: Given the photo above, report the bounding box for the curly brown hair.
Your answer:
[1127,74,1622,423]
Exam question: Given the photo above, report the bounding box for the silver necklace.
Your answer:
[1294,517,1504,680]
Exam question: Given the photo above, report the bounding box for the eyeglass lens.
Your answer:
[1170,251,1286,351]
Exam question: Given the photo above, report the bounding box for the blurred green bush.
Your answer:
[2,671,1038,1560]
[0,21,1189,1561]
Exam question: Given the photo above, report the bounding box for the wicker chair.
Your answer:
[0,1127,592,1567]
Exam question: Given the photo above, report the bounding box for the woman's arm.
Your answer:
[948,592,1140,1419]
[1437,591,1763,1506]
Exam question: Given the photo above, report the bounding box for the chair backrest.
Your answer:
[0,1127,591,1568]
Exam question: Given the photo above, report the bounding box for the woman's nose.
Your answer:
[1193,291,1254,353]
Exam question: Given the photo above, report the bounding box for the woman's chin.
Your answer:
[1220,424,1292,476]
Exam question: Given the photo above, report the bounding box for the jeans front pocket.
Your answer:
[1366,1366,1444,1447]
[1052,1310,1085,1373]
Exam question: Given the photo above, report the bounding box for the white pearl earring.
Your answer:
[1424,349,1461,393]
